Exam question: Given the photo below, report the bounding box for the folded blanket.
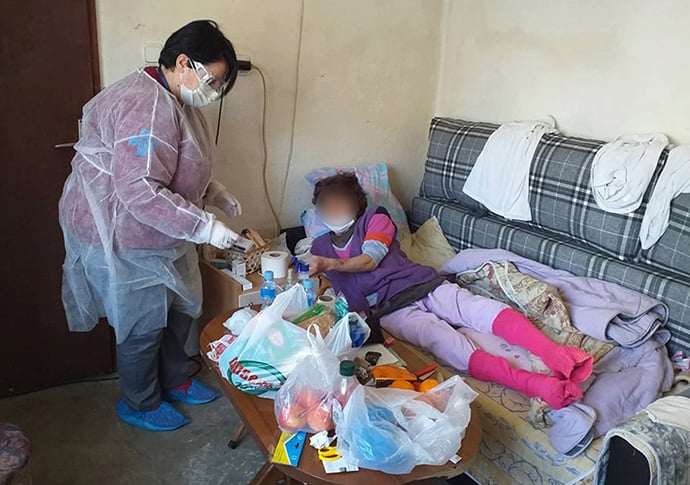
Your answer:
[640,145,690,249]
[442,248,670,347]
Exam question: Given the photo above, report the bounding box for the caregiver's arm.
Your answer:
[310,254,377,275]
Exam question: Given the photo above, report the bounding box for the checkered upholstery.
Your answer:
[419,117,666,260]
[640,192,690,279]
[526,134,666,260]
[419,117,497,213]
[411,196,690,355]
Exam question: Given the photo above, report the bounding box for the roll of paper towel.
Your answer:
[261,251,290,279]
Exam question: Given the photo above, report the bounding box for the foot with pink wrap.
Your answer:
[492,309,593,383]
[468,350,583,409]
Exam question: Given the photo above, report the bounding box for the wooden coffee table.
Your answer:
[200,309,481,485]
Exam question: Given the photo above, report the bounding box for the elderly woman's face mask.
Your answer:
[317,194,357,234]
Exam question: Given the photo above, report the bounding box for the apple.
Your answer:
[296,387,325,409]
[306,402,334,432]
[277,403,306,432]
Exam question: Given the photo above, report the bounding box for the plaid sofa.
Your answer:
[410,117,690,485]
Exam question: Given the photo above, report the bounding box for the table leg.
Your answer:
[248,461,286,485]
[228,422,247,449]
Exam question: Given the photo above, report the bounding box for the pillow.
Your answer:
[399,216,457,271]
[302,163,410,239]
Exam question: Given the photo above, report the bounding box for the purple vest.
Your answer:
[311,206,438,314]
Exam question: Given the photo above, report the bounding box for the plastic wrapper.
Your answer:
[216,285,310,398]
[325,312,371,359]
[332,375,478,474]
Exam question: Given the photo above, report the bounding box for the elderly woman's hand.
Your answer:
[309,255,333,276]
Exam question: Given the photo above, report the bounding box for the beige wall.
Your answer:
[435,0,690,144]
[96,0,443,233]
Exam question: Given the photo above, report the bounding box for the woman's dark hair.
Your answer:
[312,172,368,218]
[159,20,238,96]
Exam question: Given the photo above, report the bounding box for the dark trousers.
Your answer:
[116,309,193,411]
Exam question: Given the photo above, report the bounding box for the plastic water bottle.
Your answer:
[303,278,316,307]
[260,270,278,309]
[297,263,309,284]
[334,360,359,407]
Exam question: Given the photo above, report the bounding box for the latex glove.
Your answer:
[208,220,239,249]
[204,180,242,217]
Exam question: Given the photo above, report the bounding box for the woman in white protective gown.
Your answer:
[59,20,243,431]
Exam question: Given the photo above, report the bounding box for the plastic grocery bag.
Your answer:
[333,375,478,474]
[217,285,310,398]
[274,329,341,433]
[324,312,370,358]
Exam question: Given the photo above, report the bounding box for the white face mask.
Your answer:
[180,83,214,108]
[323,216,355,234]
[179,66,218,108]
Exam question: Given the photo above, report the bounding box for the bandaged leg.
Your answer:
[468,349,583,409]
[492,308,593,383]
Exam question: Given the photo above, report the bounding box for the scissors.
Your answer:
[317,446,342,461]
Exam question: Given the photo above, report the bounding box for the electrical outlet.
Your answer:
[143,43,162,64]
[238,289,262,307]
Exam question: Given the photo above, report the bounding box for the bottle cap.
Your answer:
[264,270,274,280]
[339,360,355,377]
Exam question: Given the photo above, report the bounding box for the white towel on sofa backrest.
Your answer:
[590,133,668,215]
[640,145,690,249]
[462,117,557,221]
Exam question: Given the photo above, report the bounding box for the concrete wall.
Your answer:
[435,0,690,144]
[96,0,444,233]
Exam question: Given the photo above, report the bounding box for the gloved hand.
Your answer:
[204,180,242,217]
[208,220,239,249]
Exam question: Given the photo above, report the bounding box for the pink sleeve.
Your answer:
[111,95,212,243]
[364,213,396,247]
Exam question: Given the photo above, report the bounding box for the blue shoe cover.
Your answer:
[115,399,189,431]
[162,379,220,405]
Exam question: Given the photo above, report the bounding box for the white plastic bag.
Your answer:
[333,375,478,474]
[217,285,310,398]
[324,312,371,358]
[274,329,341,433]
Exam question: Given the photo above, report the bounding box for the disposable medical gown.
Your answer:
[59,69,217,343]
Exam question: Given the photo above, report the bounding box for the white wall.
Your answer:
[435,0,690,144]
[96,0,443,234]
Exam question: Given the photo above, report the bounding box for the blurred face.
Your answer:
[316,192,358,233]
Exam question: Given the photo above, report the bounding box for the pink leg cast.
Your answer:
[468,349,583,409]
[380,301,478,371]
[492,308,593,383]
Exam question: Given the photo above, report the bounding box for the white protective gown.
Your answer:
[59,69,217,344]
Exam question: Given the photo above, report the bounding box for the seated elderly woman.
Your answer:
[308,173,593,409]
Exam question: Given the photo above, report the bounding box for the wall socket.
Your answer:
[238,289,262,307]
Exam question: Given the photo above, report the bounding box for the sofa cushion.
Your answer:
[411,196,690,355]
[640,192,690,280]
[526,133,661,261]
[419,117,497,213]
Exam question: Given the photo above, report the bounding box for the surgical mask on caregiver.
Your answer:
[323,216,355,234]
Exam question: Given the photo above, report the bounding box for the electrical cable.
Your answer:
[254,65,281,237]
[277,0,305,218]
[215,95,224,146]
